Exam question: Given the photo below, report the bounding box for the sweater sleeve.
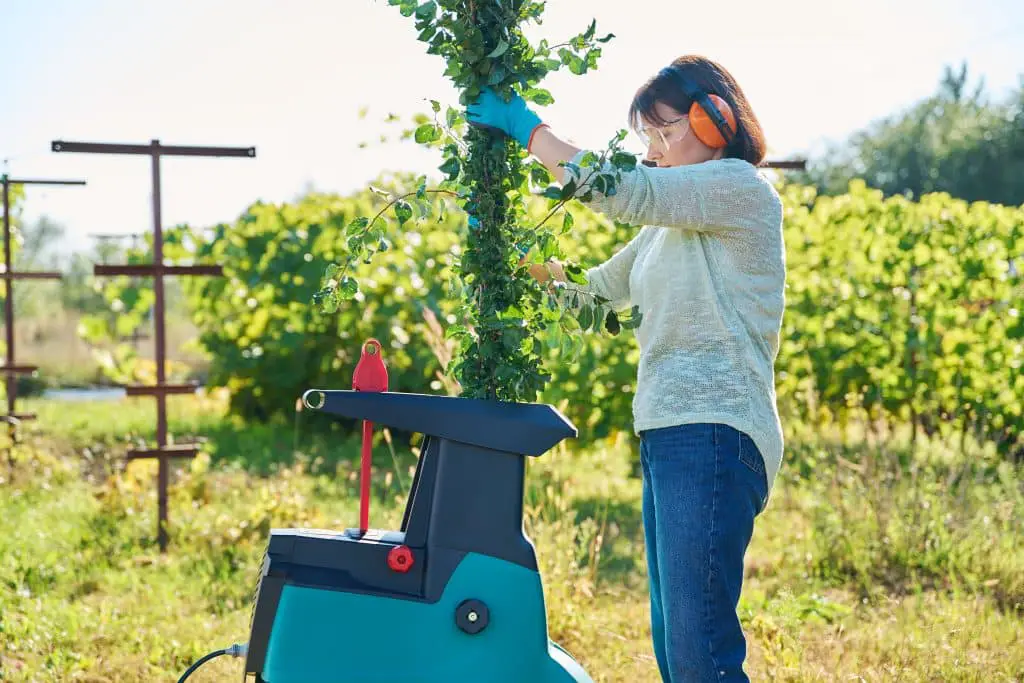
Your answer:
[564,151,772,232]
[552,228,642,315]
[580,228,644,311]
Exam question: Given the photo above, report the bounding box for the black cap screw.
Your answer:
[455,599,489,635]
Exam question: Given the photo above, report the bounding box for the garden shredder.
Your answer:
[223,338,592,682]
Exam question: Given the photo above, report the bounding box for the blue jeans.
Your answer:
[639,423,769,683]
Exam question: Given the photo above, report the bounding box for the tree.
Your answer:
[795,63,1024,206]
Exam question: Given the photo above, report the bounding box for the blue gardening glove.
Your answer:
[466,88,544,149]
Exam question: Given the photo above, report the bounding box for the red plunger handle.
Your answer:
[360,419,373,534]
[352,338,388,535]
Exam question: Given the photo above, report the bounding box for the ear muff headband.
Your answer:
[657,66,737,149]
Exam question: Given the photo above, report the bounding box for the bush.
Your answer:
[179,176,1023,455]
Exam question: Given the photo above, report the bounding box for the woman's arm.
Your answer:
[529,126,774,234]
[528,127,582,185]
[561,150,777,232]
[527,228,643,313]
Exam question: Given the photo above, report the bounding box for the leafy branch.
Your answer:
[313,186,459,312]
[315,0,639,401]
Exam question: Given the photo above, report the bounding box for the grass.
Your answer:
[1,393,1022,682]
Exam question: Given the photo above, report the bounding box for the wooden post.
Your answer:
[0,174,86,440]
[52,139,255,551]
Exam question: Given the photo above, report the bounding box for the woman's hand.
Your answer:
[526,259,567,286]
[466,88,545,149]
[467,88,582,184]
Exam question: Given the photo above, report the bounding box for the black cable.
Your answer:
[177,648,228,683]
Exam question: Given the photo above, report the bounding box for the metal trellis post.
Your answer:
[51,139,255,551]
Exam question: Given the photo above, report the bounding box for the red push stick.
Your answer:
[352,339,389,534]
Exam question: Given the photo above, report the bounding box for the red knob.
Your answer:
[387,545,414,573]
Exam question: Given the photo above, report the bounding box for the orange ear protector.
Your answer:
[658,66,737,149]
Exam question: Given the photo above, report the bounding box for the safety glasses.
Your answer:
[635,116,690,151]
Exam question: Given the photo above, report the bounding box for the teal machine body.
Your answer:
[243,390,593,683]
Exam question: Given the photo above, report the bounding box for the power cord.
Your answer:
[177,643,247,682]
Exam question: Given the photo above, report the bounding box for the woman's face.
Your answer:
[639,100,724,168]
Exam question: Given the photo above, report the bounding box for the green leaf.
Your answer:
[540,233,558,260]
[523,88,554,106]
[604,310,621,335]
[611,151,637,170]
[414,1,436,20]
[446,106,460,129]
[337,276,359,300]
[563,211,574,232]
[542,186,562,200]
[347,217,370,234]
[530,164,551,185]
[487,66,508,85]
[578,304,594,330]
[445,323,468,340]
[394,201,414,226]
[430,99,441,113]
[414,123,440,144]
[560,179,578,201]
[487,39,510,58]
[564,263,588,285]
[439,156,461,179]
[620,305,642,329]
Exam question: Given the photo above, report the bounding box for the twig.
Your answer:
[332,189,459,287]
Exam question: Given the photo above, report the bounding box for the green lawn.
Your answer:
[1,393,1021,682]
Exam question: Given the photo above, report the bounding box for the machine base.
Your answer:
[255,551,591,683]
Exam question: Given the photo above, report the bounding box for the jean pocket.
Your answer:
[737,432,769,511]
[741,436,765,493]
[738,434,765,476]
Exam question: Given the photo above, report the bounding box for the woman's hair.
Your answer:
[628,55,767,166]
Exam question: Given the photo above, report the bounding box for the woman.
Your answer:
[468,54,785,683]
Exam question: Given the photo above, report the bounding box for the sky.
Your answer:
[2,0,1022,256]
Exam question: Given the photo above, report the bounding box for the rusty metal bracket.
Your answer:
[1,174,86,439]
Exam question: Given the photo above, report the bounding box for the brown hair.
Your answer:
[628,55,767,166]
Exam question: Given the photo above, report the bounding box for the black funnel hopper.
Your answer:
[302,390,576,456]
[302,390,577,570]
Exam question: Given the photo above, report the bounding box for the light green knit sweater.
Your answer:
[564,152,787,493]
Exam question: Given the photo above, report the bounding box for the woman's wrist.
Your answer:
[525,123,550,153]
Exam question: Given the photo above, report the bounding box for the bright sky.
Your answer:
[2,0,1022,256]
